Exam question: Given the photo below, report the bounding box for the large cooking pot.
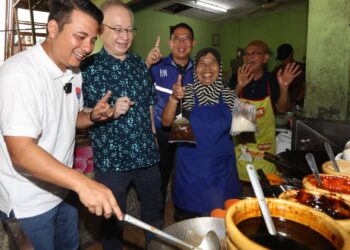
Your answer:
[148,217,226,250]
[226,198,350,250]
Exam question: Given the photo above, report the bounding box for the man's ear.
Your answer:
[98,24,104,36]
[47,19,59,39]
[168,38,172,49]
[263,53,270,64]
[191,39,196,48]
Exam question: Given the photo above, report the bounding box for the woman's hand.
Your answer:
[162,75,184,126]
[277,62,302,88]
[172,75,185,100]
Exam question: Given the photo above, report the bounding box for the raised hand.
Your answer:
[90,91,114,122]
[145,36,162,68]
[171,75,185,100]
[277,62,302,88]
[237,63,254,88]
[113,96,134,119]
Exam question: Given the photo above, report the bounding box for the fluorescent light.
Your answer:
[195,0,228,13]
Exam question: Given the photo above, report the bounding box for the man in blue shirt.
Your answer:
[146,23,196,209]
[81,1,162,249]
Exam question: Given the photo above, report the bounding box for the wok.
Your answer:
[264,150,329,180]
[148,217,226,250]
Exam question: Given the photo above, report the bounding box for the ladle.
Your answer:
[305,153,323,187]
[124,214,221,250]
[324,141,341,172]
[247,164,277,235]
[257,168,277,198]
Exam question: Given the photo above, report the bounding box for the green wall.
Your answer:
[303,0,350,120]
[131,10,218,60]
[92,0,308,74]
[219,3,308,72]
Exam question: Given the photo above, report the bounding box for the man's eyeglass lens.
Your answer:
[103,24,137,35]
[243,51,264,57]
[172,37,192,44]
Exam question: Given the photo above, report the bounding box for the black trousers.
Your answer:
[156,127,177,202]
[95,165,163,250]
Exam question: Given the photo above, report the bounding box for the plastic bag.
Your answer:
[230,100,256,135]
[168,115,196,143]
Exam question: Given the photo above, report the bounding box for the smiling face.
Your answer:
[243,45,269,73]
[169,27,195,65]
[100,5,133,60]
[195,52,219,85]
[45,9,99,71]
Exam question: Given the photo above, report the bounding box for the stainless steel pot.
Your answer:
[148,217,226,250]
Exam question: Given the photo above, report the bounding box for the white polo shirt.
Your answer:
[0,43,83,218]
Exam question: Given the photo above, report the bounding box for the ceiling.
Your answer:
[128,0,307,22]
[13,0,307,22]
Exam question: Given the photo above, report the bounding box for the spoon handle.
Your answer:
[257,168,277,198]
[324,142,341,172]
[247,164,277,235]
[124,214,194,250]
[305,153,323,187]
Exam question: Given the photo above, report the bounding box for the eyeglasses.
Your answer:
[243,51,265,57]
[172,37,193,44]
[103,24,137,36]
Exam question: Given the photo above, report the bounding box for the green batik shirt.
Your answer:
[81,48,159,172]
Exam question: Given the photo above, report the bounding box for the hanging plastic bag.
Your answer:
[168,113,196,143]
[230,100,257,135]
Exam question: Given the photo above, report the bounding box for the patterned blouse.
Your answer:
[81,48,159,172]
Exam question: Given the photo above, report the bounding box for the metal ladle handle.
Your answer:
[324,142,341,172]
[247,164,277,236]
[305,153,323,187]
[124,214,194,250]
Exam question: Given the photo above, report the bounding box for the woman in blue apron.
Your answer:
[163,48,241,219]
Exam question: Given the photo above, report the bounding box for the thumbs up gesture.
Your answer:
[171,75,185,100]
[146,36,162,68]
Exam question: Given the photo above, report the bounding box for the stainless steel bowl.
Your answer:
[148,217,226,250]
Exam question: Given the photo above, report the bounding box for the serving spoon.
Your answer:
[124,214,221,250]
[305,153,323,187]
[248,165,312,248]
[324,142,341,172]
[247,164,277,235]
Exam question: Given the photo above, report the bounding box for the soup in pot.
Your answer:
[237,216,336,250]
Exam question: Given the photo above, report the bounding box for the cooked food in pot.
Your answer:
[237,216,336,250]
[280,189,350,220]
[304,174,350,194]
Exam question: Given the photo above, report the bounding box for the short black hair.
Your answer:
[48,0,103,31]
[195,47,221,69]
[169,23,194,39]
[276,43,293,60]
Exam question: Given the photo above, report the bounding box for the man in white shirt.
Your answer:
[0,0,123,249]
